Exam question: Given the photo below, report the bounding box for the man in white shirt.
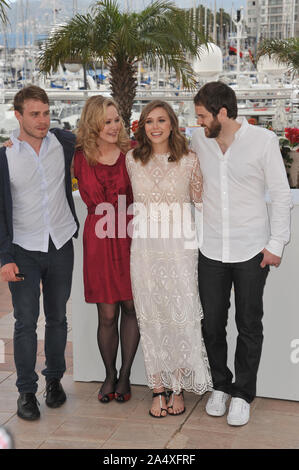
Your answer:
[191,81,291,426]
[0,86,79,421]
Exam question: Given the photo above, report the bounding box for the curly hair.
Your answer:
[76,95,130,166]
[133,100,188,164]
[193,81,238,119]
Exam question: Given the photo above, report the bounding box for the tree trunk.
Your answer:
[109,60,138,134]
[83,64,87,90]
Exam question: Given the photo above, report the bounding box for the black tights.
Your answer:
[96,300,140,395]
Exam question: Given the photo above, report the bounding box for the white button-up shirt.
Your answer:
[191,117,291,263]
[6,130,77,252]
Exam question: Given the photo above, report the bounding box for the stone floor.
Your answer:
[1,281,299,449]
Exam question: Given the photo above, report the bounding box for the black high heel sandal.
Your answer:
[114,378,132,403]
[98,377,117,404]
[114,387,131,403]
[98,390,115,403]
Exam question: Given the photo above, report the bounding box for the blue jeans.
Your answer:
[198,251,269,404]
[9,238,74,394]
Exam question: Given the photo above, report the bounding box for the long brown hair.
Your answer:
[76,95,130,166]
[133,100,188,164]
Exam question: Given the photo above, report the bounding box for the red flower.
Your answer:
[284,127,299,147]
[248,118,257,125]
[131,120,139,133]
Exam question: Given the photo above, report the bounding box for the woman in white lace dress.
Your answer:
[126,101,212,418]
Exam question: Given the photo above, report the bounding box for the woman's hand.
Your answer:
[1,139,13,148]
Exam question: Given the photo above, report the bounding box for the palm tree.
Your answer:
[258,38,299,76]
[37,0,207,130]
[0,0,10,24]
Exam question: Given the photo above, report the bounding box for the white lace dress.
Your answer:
[126,149,212,395]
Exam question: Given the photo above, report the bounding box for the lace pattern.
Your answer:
[126,150,212,394]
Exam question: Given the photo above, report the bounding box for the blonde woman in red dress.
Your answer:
[74,96,139,403]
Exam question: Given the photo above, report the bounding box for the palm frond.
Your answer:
[0,0,10,25]
[37,14,96,73]
[257,38,299,75]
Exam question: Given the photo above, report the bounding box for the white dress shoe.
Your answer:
[205,390,230,417]
[227,397,250,426]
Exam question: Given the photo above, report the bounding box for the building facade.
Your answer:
[246,0,299,41]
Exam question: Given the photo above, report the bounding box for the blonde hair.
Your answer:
[76,95,130,165]
[133,100,188,164]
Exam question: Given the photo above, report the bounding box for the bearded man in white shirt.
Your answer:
[191,81,291,426]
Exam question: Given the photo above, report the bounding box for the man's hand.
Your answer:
[0,263,23,282]
[260,249,281,268]
[1,139,13,148]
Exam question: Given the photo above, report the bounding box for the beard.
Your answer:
[204,117,221,138]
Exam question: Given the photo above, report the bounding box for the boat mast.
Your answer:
[205,2,207,38]
[213,0,217,43]
[73,0,78,17]
[232,7,246,75]
[291,0,295,37]
[19,0,28,83]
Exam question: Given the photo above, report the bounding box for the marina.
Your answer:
[0,2,298,132]
[0,64,298,133]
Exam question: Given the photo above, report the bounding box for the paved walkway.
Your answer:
[1,282,299,449]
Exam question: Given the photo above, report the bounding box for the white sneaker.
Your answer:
[205,390,230,417]
[227,397,250,426]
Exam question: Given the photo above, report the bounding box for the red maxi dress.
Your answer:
[74,150,133,304]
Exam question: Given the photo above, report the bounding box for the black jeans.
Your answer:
[9,238,74,394]
[198,251,269,404]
